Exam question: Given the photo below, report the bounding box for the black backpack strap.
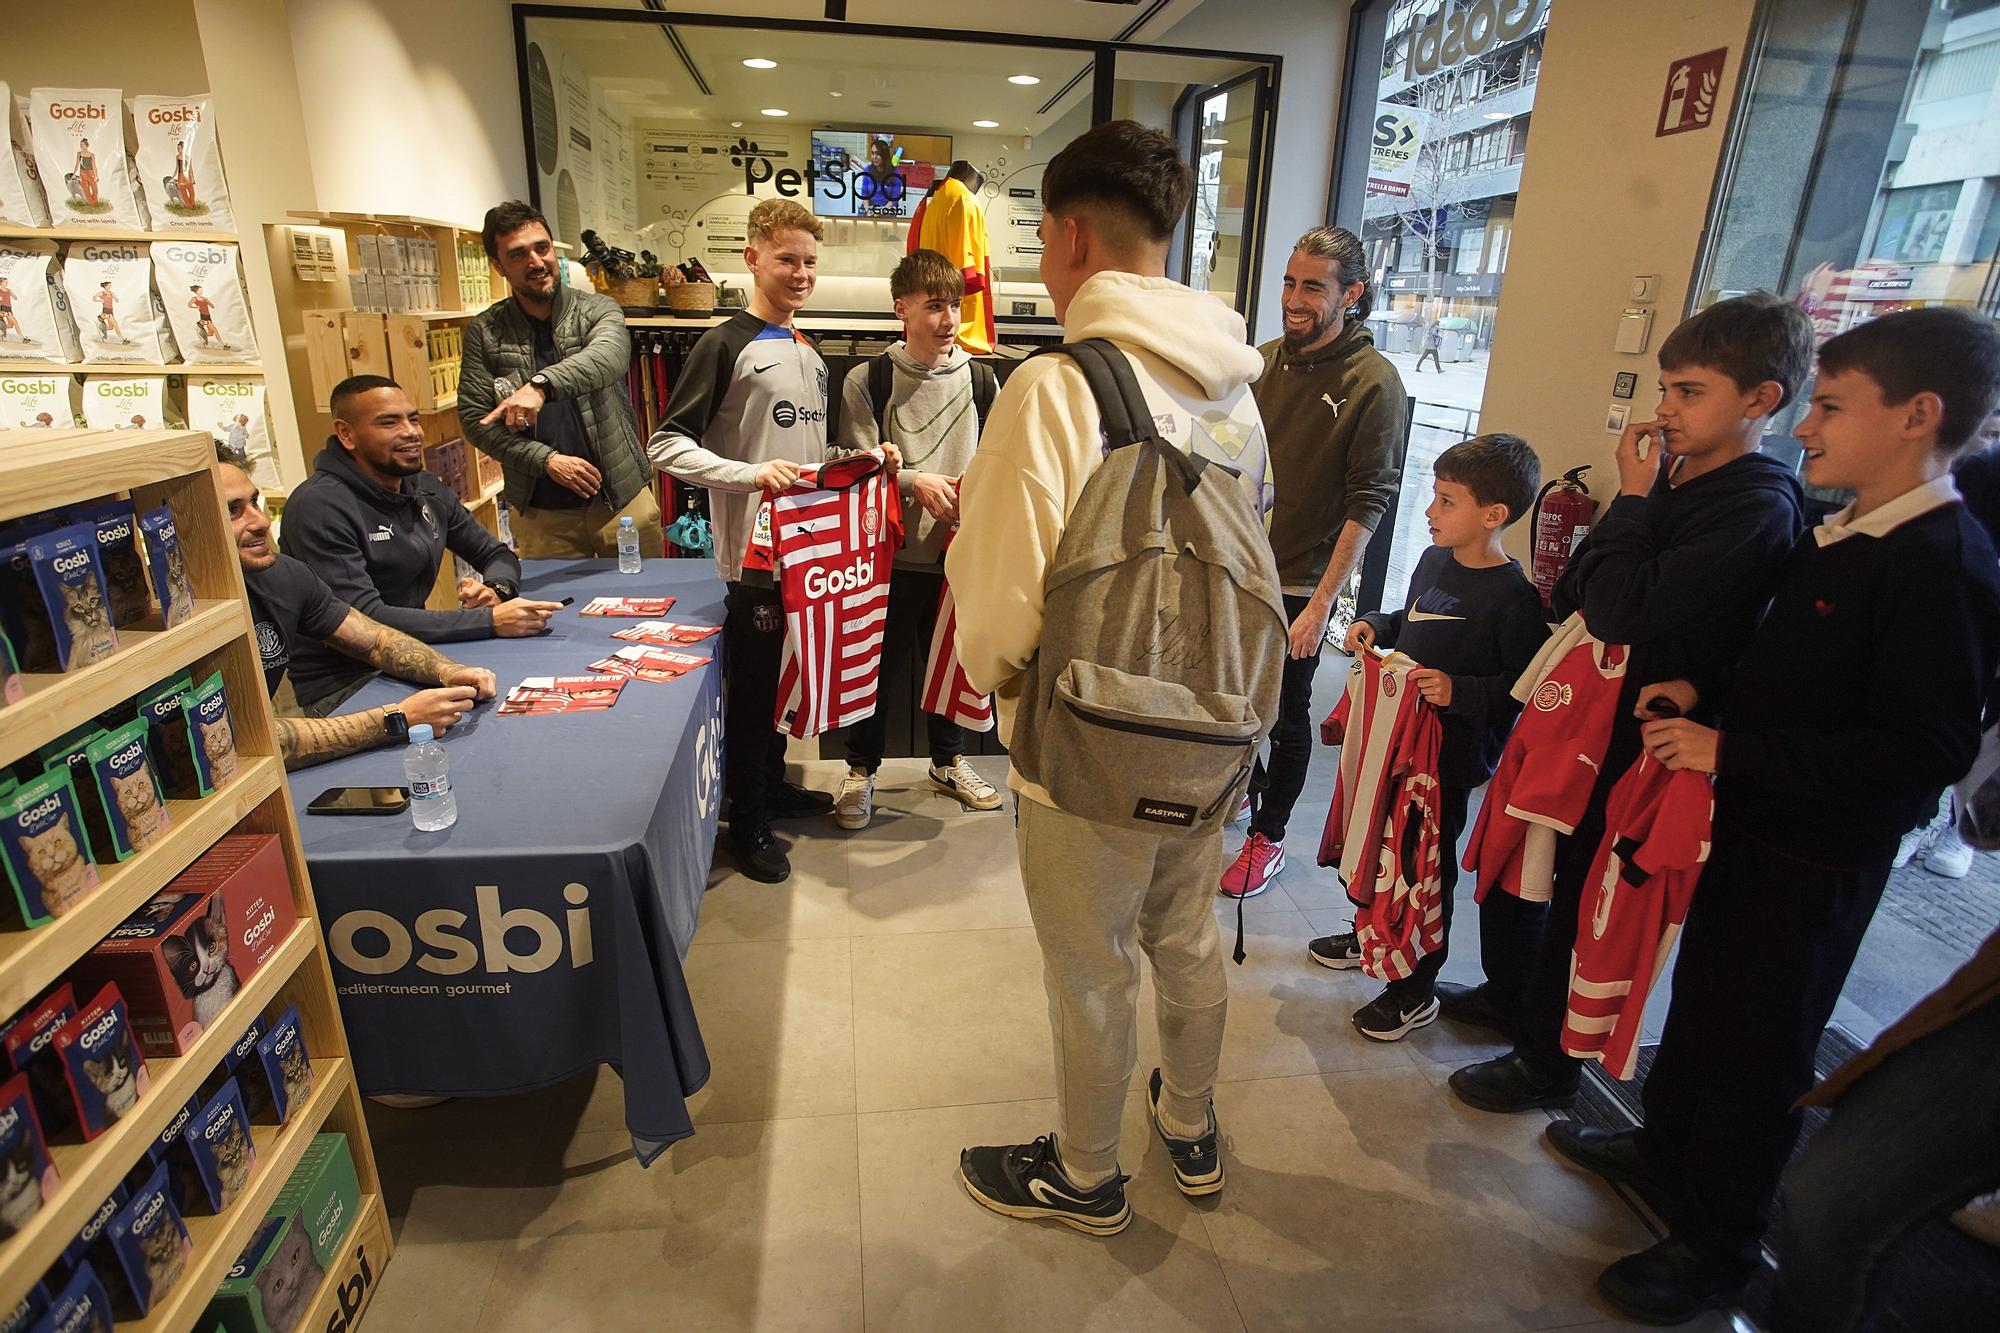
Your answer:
[868,351,896,442]
[971,359,997,431]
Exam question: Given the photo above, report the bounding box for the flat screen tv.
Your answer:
[810,130,950,219]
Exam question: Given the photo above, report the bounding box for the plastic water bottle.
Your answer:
[403,724,457,831]
[617,515,642,574]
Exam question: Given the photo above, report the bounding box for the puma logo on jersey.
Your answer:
[1322,393,1347,415]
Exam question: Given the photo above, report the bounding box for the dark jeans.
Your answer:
[842,566,965,771]
[722,580,789,829]
[1506,794,1610,1079]
[1415,349,1442,372]
[1249,594,1323,843]
[1636,825,1892,1266]
[1386,782,1471,1004]
[1771,994,2000,1333]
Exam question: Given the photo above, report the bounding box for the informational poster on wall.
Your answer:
[637,121,801,266]
[1000,185,1044,265]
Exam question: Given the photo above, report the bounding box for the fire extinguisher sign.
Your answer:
[1658,49,1728,138]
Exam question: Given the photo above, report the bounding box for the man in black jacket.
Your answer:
[282,375,559,710]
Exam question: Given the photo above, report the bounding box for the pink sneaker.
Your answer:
[1220,834,1284,899]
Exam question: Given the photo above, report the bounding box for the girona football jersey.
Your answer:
[1562,756,1713,1079]
[1464,613,1629,904]
[745,451,903,738]
[921,578,994,732]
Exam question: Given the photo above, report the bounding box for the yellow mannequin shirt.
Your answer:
[918,177,994,354]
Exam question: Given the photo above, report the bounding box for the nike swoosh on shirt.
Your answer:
[753,362,780,374]
[1406,610,1466,622]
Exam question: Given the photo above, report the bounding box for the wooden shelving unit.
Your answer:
[0,225,238,245]
[0,360,263,376]
[0,429,390,1324]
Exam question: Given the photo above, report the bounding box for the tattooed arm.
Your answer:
[276,708,400,770]
[324,608,498,698]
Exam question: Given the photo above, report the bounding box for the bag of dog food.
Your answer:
[80,375,170,431]
[89,718,171,859]
[0,240,81,364]
[151,239,257,363]
[27,522,119,671]
[138,505,195,629]
[0,770,101,927]
[67,500,148,627]
[0,374,80,432]
[27,89,144,229]
[0,1072,59,1242]
[187,375,277,487]
[128,95,233,232]
[61,241,177,363]
[0,86,50,228]
[182,670,238,794]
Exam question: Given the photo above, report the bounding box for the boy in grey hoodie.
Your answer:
[830,249,1002,826]
[949,120,1272,1236]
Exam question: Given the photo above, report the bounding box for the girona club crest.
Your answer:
[1382,673,1399,698]
[1532,680,1574,712]
[860,506,880,539]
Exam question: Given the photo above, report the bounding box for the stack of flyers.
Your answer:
[496,675,628,715]
[587,646,710,683]
[610,620,722,648]
[578,596,677,617]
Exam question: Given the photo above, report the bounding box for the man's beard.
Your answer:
[1282,306,1339,353]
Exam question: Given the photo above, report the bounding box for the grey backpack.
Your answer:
[1008,339,1287,840]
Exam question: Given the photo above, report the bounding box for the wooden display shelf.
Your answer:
[301,1193,391,1332]
[0,756,280,1017]
[0,224,238,244]
[0,359,263,375]
[0,427,217,519]
[430,393,457,413]
[0,600,243,765]
[1,922,316,1298]
[127,1057,353,1333]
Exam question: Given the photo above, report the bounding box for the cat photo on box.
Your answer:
[37,726,116,866]
[216,1209,324,1333]
[2,984,78,1140]
[0,1072,59,1241]
[1,770,100,926]
[251,1006,311,1124]
[76,890,236,1057]
[54,984,149,1139]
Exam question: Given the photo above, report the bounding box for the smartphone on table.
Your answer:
[307,786,411,816]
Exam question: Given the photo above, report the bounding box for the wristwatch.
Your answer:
[488,578,520,601]
[528,372,554,399]
[382,708,410,742]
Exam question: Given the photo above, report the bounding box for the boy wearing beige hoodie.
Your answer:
[948,120,1272,1235]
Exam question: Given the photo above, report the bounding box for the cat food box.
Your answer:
[36,725,115,865]
[167,836,295,988]
[74,890,232,1058]
[99,1160,192,1319]
[181,669,238,794]
[0,1072,58,1242]
[53,983,149,1140]
[271,1133,358,1270]
[250,1007,310,1125]
[139,671,199,798]
[0,1280,49,1333]
[182,1076,256,1214]
[27,523,119,672]
[87,718,170,859]
[138,505,194,629]
[209,1208,322,1333]
[27,1260,111,1333]
[0,769,100,927]
[65,501,148,628]
[2,984,78,1139]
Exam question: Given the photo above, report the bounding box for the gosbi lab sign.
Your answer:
[1398,0,1548,80]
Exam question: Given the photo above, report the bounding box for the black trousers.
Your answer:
[1636,825,1891,1265]
[842,566,965,771]
[1387,782,1471,1003]
[1502,792,1612,1078]
[722,580,789,828]
[1249,593,1324,843]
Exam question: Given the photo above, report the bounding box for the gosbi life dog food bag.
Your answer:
[187,376,277,488]
[28,88,144,229]
[0,86,51,227]
[0,373,80,431]
[62,241,178,363]
[128,95,233,231]
[0,240,82,363]
[151,239,257,363]
[81,376,170,431]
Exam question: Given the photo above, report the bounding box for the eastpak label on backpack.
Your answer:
[1007,339,1286,839]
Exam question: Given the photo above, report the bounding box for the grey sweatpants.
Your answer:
[1016,796,1230,1178]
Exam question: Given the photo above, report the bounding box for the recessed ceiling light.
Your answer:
[1483,110,1510,120]
[761,108,788,118]
[730,120,743,128]
[1008,74,1041,86]
[1202,137,1229,146]
[830,90,843,97]
[743,58,777,70]
[973,119,1000,128]
[868,99,893,109]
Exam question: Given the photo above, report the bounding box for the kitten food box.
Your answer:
[0,1072,59,1242]
[26,522,119,672]
[208,1209,322,1333]
[100,1160,193,1319]
[182,1076,256,1214]
[0,769,100,928]
[26,1260,111,1333]
[168,836,296,987]
[271,1134,359,1270]
[73,889,231,1058]
[2,984,78,1139]
[53,982,149,1140]
[87,717,171,859]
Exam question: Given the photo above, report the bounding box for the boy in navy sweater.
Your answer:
[1551,307,2000,1324]
[1309,434,1550,1042]
[1449,294,1812,1112]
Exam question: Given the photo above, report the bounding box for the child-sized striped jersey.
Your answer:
[921,578,994,732]
[745,450,903,738]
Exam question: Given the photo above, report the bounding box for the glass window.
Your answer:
[1872,183,1964,263]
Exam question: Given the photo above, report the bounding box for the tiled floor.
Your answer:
[359,753,1740,1332]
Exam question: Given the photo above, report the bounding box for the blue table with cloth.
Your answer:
[287,559,723,1164]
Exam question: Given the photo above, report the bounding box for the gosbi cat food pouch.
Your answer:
[101,1159,192,1318]
[182,1076,255,1213]
[0,1278,50,1333]
[53,983,150,1140]
[138,671,198,798]
[1,983,78,1139]
[36,1260,112,1333]
[58,1183,124,1275]
[128,96,233,231]
[0,520,60,673]
[151,239,257,363]
[28,521,119,672]
[0,85,52,228]
[0,1071,58,1243]
[80,375,170,432]
[66,501,148,628]
[253,1005,310,1124]
[73,889,224,1058]
[36,725,114,865]
[61,240,178,364]
[125,1091,199,1213]
[208,1016,263,1114]
[0,239,82,364]
[88,718,170,860]
[1,633,21,706]
[138,504,194,629]
[0,769,100,928]
[27,89,143,228]
[181,669,237,794]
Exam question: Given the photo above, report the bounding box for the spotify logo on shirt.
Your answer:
[771,400,825,428]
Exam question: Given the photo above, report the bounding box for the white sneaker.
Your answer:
[835,766,876,830]
[930,756,1003,810]
[1893,825,1934,869]
[1926,825,1977,879]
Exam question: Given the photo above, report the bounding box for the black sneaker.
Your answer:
[1146,1068,1222,1197]
[1308,931,1363,970]
[957,1135,1131,1236]
[1436,981,1513,1039]
[728,823,790,883]
[767,783,835,819]
[1352,987,1441,1042]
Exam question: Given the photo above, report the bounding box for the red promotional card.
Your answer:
[577,596,677,617]
[497,675,628,715]
[610,620,721,647]
[586,646,710,684]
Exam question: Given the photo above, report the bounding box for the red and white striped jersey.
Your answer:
[745,451,904,738]
[1562,755,1713,1079]
[921,578,994,732]
[1317,651,1446,982]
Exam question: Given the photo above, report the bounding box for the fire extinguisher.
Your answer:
[1532,465,1596,608]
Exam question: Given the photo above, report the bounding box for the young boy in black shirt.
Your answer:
[1310,434,1550,1041]
[1554,306,2000,1323]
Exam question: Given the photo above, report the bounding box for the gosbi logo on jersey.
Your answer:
[802,555,875,601]
[1532,680,1573,712]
